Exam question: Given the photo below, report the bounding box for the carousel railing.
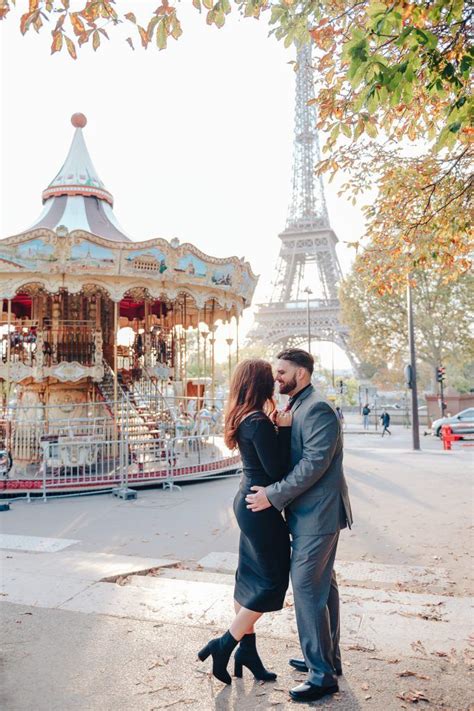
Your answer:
[41,320,96,366]
[0,320,99,370]
[39,431,239,495]
[6,401,115,465]
[0,320,38,367]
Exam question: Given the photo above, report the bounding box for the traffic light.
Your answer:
[436,366,446,383]
[338,379,344,394]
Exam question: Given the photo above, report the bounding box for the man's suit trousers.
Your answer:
[290,531,340,686]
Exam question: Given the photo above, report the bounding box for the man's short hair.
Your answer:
[276,348,314,375]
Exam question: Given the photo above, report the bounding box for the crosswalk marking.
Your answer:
[0,533,79,553]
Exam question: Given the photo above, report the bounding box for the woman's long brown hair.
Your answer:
[224,358,275,450]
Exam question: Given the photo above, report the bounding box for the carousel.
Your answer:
[0,113,257,495]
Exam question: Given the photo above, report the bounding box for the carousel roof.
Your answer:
[24,113,131,243]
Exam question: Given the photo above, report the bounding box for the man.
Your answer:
[246,348,353,702]
[362,403,371,429]
[380,409,391,436]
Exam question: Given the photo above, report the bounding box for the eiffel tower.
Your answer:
[251,42,357,371]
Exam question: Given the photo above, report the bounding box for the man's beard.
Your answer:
[278,375,297,395]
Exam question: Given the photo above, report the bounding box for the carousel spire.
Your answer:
[42,113,113,205]
[24,113,131,242]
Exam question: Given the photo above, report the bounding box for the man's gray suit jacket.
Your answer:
[266,385,353,536]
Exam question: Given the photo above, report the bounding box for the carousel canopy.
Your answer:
[24,113,131,243]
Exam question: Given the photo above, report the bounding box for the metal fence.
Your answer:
[37,431,239,498]
[0,391,239,498]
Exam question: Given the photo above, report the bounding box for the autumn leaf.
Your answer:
[124,12,136,23]
[65,35,76,59]
[20,10,39,34]
[155,19,167,50]
[50,30,63,54]
[92,29,100,51]
[138,25,149,48]
[70,13,85,36]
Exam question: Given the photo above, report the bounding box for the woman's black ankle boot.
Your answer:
[234,633,277,681]
[198,630,238,685]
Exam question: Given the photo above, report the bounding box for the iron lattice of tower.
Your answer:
[251,42,357,371]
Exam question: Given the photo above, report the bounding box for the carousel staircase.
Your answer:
[129,370,176,432]
[96,363,160,442]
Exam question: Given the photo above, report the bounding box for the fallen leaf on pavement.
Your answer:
[396,690,430,703]
[148,656,175,669]
[395,611,445,622]
[115,575,130,586]
[155,699,195,708]
[397,671,431,680]
[347,643,375,653]
[410,640,428,656]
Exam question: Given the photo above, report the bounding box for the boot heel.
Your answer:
[198,644,211,662]
[234,660,243,678]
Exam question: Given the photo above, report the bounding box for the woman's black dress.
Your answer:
[233,412,291,613]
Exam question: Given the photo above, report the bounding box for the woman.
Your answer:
[198,359,292,684]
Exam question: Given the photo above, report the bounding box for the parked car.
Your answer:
[431,408,474,437]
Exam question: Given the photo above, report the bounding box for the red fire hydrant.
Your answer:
[441,425,460,450]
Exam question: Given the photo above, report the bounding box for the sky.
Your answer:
[1,3,366,369]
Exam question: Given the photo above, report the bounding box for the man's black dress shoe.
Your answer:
[289,658,342,676]
[289,681,339,702]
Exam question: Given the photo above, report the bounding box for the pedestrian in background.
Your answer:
[380,410,391,437]
[362,404,371,430]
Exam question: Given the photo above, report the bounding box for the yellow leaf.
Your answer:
[156,19,167,50]
[70,12,85,36]
[51,31,63,54]
[65,35,77,59]
[92,29,100,51]
[171,16,182,40]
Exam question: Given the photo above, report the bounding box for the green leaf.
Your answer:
[341,123,352,139]
[366,122,378,138]
[156,20,167,50]
[214,9,225,28]
[367,2,387,17]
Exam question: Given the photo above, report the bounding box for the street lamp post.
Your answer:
[407,280,421,450]
[303,286,313,353]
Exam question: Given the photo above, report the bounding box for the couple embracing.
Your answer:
[198,348,353,702]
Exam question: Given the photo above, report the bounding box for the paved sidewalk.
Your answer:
[2,601,472,711]
[1,543,473,710]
